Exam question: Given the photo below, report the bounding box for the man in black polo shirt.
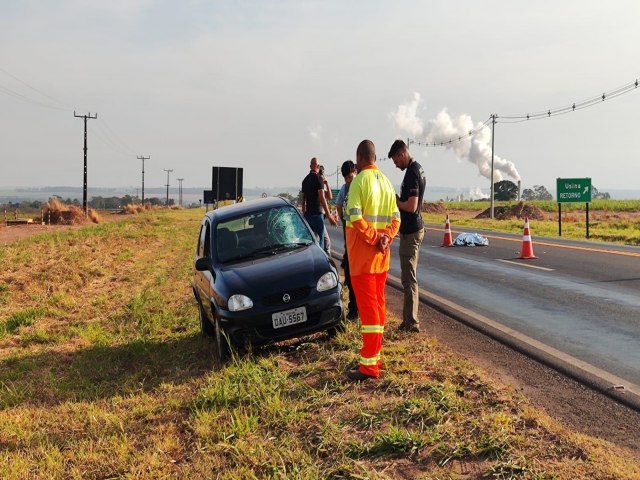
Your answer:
[301,157,337,250]
[388,140,426,333]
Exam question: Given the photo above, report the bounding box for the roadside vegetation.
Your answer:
[423,199,640,245]
[0,208,638,478]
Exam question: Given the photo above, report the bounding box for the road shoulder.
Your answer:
[382,280,640,456]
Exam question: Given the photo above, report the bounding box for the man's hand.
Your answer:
[328,214,338,227]
[378,233,390,253]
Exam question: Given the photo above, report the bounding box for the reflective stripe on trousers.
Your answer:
[351,271,388,377]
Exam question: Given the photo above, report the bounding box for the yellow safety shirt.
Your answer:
[345,165,401,276]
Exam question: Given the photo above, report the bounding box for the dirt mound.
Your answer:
[422,201,447,214]
[475,201,545,220]
[43,198,101,225]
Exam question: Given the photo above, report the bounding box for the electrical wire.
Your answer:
[0,67,74,110]
[0,67,141,159]
[408,115,494,148]
[408,77,639,143]
[0,83,69,112]
[497,78,639,123]
[91,126,135,158]
[96,118,137,156]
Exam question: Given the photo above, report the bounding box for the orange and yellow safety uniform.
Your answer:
[345,164,401,377]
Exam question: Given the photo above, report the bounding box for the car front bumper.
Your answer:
[218,288,343,346]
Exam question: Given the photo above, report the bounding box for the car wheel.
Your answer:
[199,301,216,338]
[327,321,346,338]
[212,315,229,363]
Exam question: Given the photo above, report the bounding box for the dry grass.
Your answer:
[121,203,160,215]
[42,198,101,225]
[0,208,638,479]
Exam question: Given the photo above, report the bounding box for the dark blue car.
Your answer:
[193,196,344,360]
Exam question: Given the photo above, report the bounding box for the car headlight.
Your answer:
[316,272,338,292]
[228,294,254,312]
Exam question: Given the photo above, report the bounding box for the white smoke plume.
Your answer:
[468,186,486,200]
[307,125,323,144]
[390,93,520,182]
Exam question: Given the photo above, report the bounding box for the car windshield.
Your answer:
[215,205,314,263]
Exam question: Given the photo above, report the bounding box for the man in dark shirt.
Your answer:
[336,160,358,320]
[388,140,426,333]
[301,157,336,250]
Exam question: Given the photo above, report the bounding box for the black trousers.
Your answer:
[341,225,357,313]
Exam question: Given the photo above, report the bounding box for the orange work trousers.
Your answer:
[350,271,388,377]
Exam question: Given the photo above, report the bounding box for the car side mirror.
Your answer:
[195,256,213,272]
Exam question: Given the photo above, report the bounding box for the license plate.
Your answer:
[272,306,307,329]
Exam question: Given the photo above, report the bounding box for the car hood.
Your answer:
[217,245,335,297]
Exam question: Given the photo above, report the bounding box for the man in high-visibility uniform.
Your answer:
[345,139,401,381]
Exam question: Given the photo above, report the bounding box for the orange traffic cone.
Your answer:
[442,215,454,247]
[518,217,537,259]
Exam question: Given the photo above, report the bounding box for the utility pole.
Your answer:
[137,155,150,206]
[74,111,97,216]
[490,114,496,220]
[177,178,184,207]
[164,168,173,206]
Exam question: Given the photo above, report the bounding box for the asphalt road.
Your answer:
[327,222,640,393]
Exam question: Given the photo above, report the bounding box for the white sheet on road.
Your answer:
[453,232,489,246]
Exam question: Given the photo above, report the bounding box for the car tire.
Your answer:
[199,301,216,338]
[212,315,229,363]
[327,321,346,338]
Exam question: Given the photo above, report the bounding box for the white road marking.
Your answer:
[496,259,554,271]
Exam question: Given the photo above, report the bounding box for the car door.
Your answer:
[195,218,215,320]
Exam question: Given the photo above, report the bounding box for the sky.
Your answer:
[1,0,640,198]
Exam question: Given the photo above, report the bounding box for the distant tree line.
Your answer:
[1,195,172,212]
[521,185,553,201]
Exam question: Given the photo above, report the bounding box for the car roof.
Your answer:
[204,196,292,223]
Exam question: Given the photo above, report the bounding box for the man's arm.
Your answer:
[396,168,421,213]
[397,195,419,213]
[324,178,332,200]
[318,189,337,226]
[335,186,346,224]
[301,193,306,214]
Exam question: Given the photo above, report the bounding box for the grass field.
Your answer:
[423,200,640,245]
[1,209,639,479]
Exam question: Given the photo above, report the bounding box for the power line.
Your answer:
[0,67,139,157]
[408,116,494,148]
[91,124,134,157]
[97,117,136,155]
[0,67,74,110]
[407,77,640,143]
[0,83,69,111]
[497,78,639,123]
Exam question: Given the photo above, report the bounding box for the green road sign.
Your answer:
[329,188,340,205]
[556,177,592,203]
